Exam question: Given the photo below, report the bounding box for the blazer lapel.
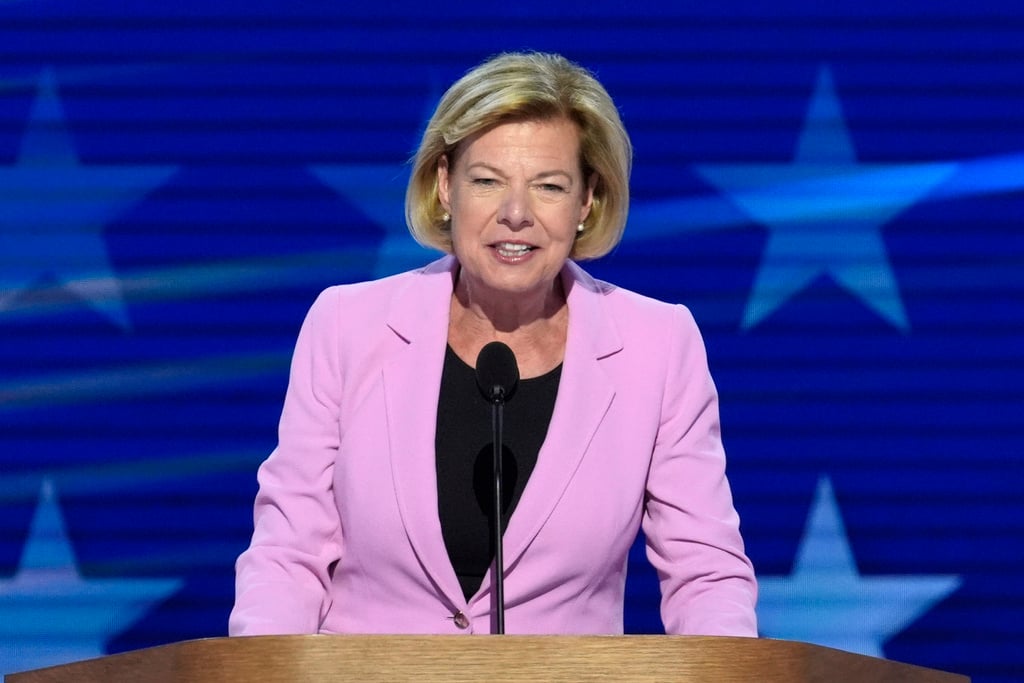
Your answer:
[382,256,465,607]
[497,262,623,575]
[382,258,623,607]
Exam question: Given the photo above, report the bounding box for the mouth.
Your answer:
[492,241,537,258]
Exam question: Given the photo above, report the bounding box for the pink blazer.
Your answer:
[230,256,757,636]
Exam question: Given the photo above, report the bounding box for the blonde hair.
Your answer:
[405,52,632,260]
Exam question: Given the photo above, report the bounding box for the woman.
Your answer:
[230,52,757,637]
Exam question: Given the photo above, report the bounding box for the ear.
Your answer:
[437,155,452,213]
[579,172,598,223]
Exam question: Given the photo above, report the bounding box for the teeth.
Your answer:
[496,242,531,255]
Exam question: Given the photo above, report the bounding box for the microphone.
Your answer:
[475,341,519,404]
[474,341,519,634]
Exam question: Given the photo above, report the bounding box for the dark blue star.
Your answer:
[309,163,437,278]
[0,70,178,330]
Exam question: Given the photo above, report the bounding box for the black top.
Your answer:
[435,344,562,601]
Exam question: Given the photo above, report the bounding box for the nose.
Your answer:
[497,185,534,230]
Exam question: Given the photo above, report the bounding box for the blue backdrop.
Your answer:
[1,1,1022,681]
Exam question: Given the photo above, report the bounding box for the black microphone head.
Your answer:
[475,341,519,404]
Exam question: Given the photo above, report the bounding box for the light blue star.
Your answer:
[757,476,961,658]
[0,479,183,676]
[308,163,437,278]
[0,69,178,330]
[693,66,958,331]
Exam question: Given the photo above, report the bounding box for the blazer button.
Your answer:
[452,611,470,630]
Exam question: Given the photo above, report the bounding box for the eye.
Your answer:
[538,183,568,193]
[471,177,498,187]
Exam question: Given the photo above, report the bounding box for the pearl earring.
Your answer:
[577,223,585,233]
[442,212,450,223]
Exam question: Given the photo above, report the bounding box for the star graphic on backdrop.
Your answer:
[692,66,958,331]
[757,476,961,658]
[0,479,182,676]
[308,163,436,278]
[0,69,178,330]
[309,86,442,278]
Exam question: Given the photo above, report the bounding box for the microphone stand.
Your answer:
[490,390,506,635]
[475,340,517,635]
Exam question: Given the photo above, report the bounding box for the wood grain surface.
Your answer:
[7,635,971,682]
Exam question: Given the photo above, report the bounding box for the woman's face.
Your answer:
[437,117,595,307]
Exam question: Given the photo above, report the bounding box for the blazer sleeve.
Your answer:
[229,288,345,635]
[642,305,758,636]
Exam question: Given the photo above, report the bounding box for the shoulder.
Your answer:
[305,256,454,330]
[566,260,701,338]
[287,256,454,380]
[564,261,711,386]
[314,263,430,310]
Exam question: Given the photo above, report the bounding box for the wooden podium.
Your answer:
[7,635,969,682]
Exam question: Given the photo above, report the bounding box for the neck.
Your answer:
[452,271,565,333]
[448,269,569,378]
